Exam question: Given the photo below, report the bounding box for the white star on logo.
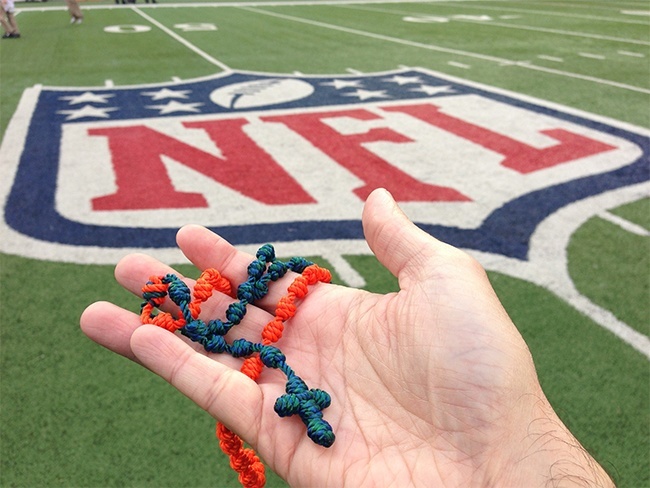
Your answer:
[382,75,423,85]
[141,88,192,100]
[342,89,390,101]
[56,105,118,121]
[320,79,363,90]
[145,100,203,114]
[59,92,115,105]
[409,85,456,96]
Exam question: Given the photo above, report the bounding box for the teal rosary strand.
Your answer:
[140,244,335,448]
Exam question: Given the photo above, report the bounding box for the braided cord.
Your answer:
[139,245,334,488]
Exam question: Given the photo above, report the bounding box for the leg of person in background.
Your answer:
[65,0,83,24]
[1,0,20,38]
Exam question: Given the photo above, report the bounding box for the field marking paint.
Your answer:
[104,24,152,33]
[537,55,564,62]
[448,61,470,69]
[578,52,606,60]
[130,6,231,71]
[241,6,650,95]
[618,50,645,58]
[105,79,114,87]
[239,6,516,64]
[599,211,650,236]
[621,10,650,16]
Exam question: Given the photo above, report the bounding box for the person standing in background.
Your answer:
[1,0,20,38]
[65,0,83,24]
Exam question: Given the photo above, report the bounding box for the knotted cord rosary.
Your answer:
[139,244,335,488]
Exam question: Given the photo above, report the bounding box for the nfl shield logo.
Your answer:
[0,67,648,264]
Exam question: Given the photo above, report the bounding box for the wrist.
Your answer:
[497,393,614,488]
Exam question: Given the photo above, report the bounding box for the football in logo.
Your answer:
[210,78,315,109]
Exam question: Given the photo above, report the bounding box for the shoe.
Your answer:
[10,32,20,38]
[75,17,83,24]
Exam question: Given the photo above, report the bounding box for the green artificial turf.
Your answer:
[610,197,650,230]
[490,271,649,488]
[1,2,648,487]
[3,249,647,487]
[569,199,650,336]
[0,253,289,487]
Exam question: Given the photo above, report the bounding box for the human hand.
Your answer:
[81,188,613,487]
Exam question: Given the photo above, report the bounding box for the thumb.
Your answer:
[362,188,449,287]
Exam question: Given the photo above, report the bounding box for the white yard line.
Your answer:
[130,6,232,71]
[514,61,650,94]
[241,6,650,94]
[621,10,650,16]
[320,252,367,287]
[238,6,527,65]
[598,211,650,236]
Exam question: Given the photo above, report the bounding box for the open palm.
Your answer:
[81,189,612,488]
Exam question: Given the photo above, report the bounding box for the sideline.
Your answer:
[443,2,650,25]
[14,0,508,11]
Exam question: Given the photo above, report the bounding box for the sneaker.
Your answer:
[10,32,20,38]
[75,17,83,24]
